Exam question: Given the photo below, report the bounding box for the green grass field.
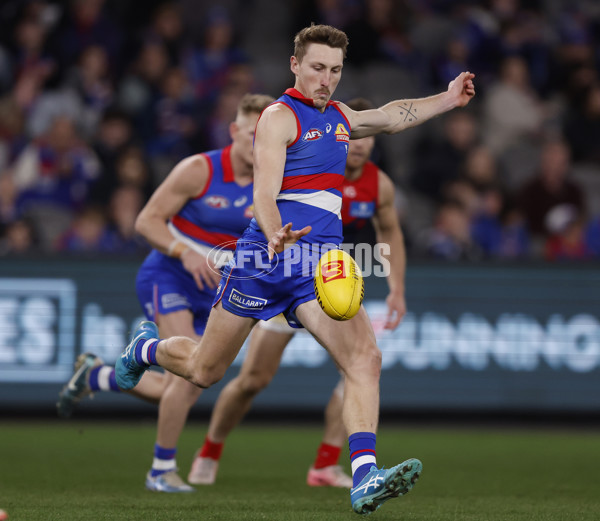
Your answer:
[1,420,599,520]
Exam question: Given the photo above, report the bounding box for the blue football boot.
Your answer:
[145,470,195,493]
[350,458,422,515]
[115,321,159,390]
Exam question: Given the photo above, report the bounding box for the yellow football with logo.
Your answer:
[314,249,364,321]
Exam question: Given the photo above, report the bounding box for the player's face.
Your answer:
[230,111,260,169]
[291,43,344,109]
[346,136,375,171]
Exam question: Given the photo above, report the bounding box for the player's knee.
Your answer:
[347,342,381,381]
[189,364,227,389]
[239,371,272,396]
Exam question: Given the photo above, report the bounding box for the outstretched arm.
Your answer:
[344,72,476,138]
[372,171,407,330]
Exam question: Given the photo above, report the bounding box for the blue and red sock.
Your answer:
[349,432,377,487]
[151,444,177,477]
[88,366,121,392]
[133,338,159,366]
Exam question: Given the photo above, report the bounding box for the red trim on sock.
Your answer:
[199,436,224,460]
[350,448,376,459]
[314,443,342,469]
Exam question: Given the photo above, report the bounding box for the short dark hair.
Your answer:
[293,24,349,62]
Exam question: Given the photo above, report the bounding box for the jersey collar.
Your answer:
[284,88,337,108]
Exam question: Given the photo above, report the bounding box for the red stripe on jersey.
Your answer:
[350,448,377,459]
[273,101,301,147]
[171,215,238,249]
[193,153,213,199]
[332,103,351,131]
[280,173,344,192]
[221,145,234,183]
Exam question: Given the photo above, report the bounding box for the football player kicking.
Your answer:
[190,98,408,489]
[114,24,474,515]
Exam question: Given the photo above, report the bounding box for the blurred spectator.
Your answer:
[53,0,123,75]
[344,0,420,70]
[112,146,153,197]
[494,6,553,94]
[471,185,530,259]
[92,108,133,173]
[563,82,600,165]
[182,6,248,113]
[0,171,19,224]
[432,33,471,89]
[118,41,169,119]
[516,140,585,239]
[544,204,590,261]
[585,215,600,258]
[63,44,113,137]
[482,55,546,156]
[144,2,184,66]
[417,199,482,261]
[11,115,100,246]
[410,111,478,202]
[55,204,110,252]
[11,15,56,110]
[461,145,499,192]
[0,96,28,171]
[145,67,198,164]
[0,216,39,255]
[203,87,245,151]
[104,185,148,254]
[294,0,360,33]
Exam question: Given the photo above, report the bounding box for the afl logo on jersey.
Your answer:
[203,195,230,208]
[303,128,324,141]
[335,123,349,143]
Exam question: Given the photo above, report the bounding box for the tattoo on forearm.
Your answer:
[399,102,417,122]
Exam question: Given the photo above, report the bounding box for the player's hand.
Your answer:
[180,249,222,290]
[448,71,475,107]
[384,291,407,330]
[267,222,312,260]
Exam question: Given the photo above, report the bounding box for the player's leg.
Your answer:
[146,308,202,493]
[307,378,353,488]
[295,300,421,514]
[190,322,293,484]
[57,351,168,418]
[117,302,257,390]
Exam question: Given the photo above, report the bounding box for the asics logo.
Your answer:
[351,474,385,495]
[121,333,145,360]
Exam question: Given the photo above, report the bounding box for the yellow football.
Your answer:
[314,249,364,321]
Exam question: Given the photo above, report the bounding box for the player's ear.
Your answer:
[290,55,299,75]
[229,121,238,141]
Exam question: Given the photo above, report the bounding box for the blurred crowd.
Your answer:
[0,0,599,262]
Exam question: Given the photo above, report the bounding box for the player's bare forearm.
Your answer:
[379,92,456,134]
[135,211,180,255]
[349,72,475,137]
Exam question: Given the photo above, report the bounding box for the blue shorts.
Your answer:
[213,228,337,328]
[136,250,217,336]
